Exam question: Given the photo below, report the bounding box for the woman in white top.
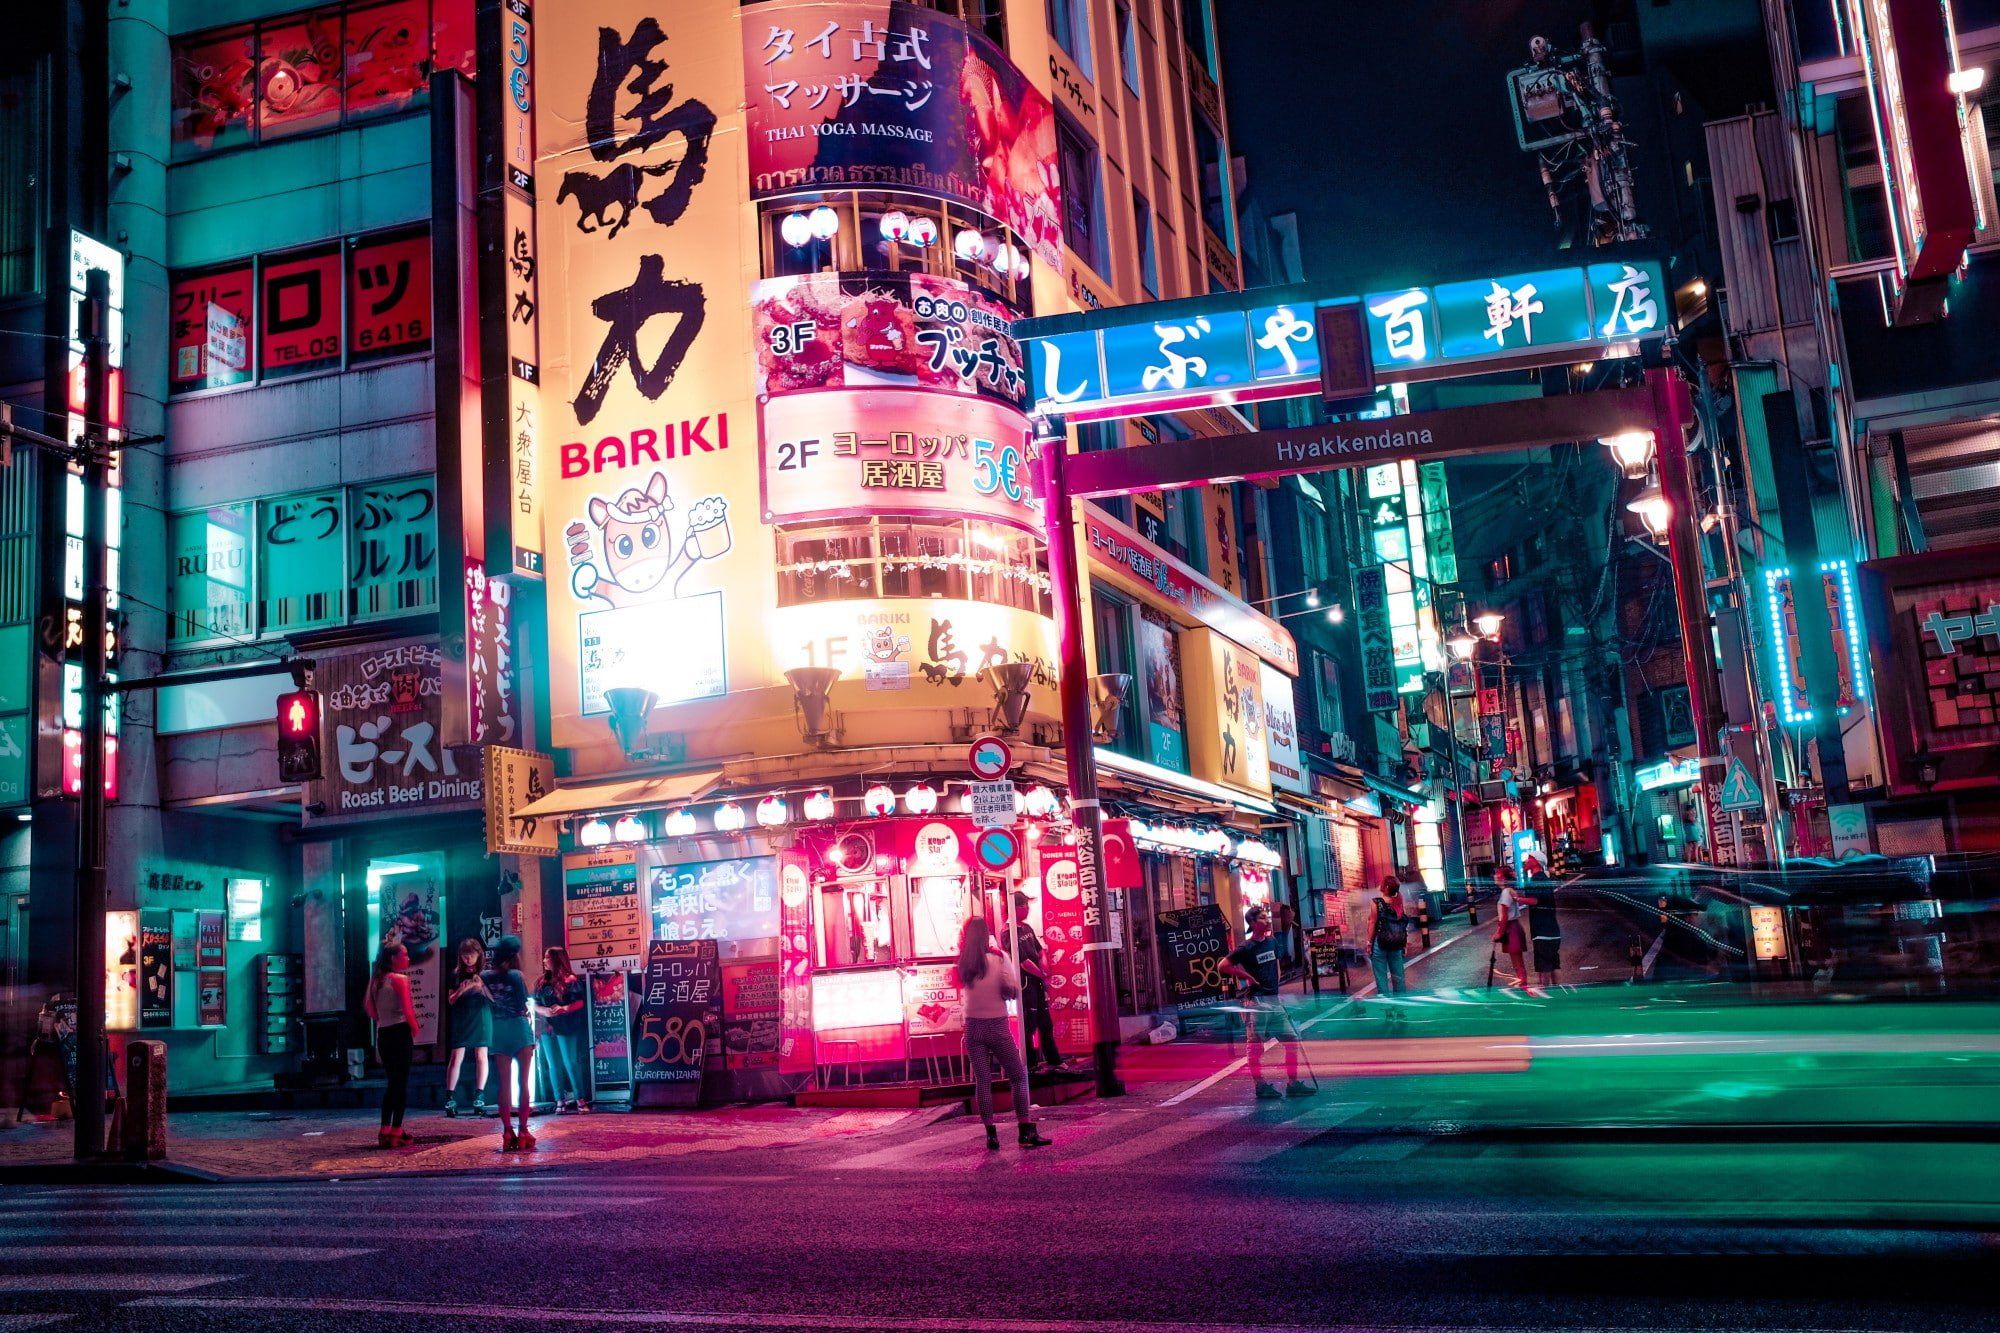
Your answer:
[363,941,416,1148]
[955,917,1052,1152]
[1492,865,1531,989]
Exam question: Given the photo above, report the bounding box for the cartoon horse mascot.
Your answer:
[571,471,699,609]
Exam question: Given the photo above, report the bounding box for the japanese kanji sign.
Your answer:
[484,745,559,856]
[306,638,484,824]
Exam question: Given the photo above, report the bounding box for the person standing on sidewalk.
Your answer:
[1007,890,1063,1073]
[1368,878,1410,995]
[955,916,1051,1151]
[1523,860,1563,986]
[534,947,592,1114]
[364,942,414,1149]
[443,939,490,1118]
[1221,906,1315,1101]
[1493,865,1532,989]
[484,935,537,1152]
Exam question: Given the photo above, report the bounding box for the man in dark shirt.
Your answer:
[1221,906,1314,1100]
[1009,891,1064,1071]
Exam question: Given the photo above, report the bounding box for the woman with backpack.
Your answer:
[1369,877,1410,994]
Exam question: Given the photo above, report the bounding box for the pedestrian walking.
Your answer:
[443,938,491,1118]
[534,947,592,1113]
[1220,905,1315,1100]
[484,935,537,1152]
[1415,895,1433,951]
[1368,877,1409,995]
[955,917,1051,1151]
[364,941,415,1149]
[1523,860,1563,986]
[1007,890,1064,1072]
[1493,864,1531,989]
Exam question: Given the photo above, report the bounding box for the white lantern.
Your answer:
[878,210,910,242]
[904,782,939,814]
[577,818,611,848]
[779,212,813,248]
[906,216,938,247]
[863,784,896,816]
[663,808,697,838]
[953,228,984,261]
[611,814,646,843]
[803,789,836,821]
[808,205,840,239]
[756,795,788,827]
[1023,786,1060,818]
[713,801,747,832]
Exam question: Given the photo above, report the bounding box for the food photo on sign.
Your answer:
[751,272,1026,405]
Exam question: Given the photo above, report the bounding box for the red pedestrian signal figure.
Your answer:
[276,688,323,783]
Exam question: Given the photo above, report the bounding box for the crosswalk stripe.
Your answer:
[826,1125,997,1171]
[0,1225,465,1243]
[1058,1106,1257,1170]
[0,1245,372,1262]
[0,1274,237,1294]
[1213,1102,1368,1165]
[0,1205,607,1222]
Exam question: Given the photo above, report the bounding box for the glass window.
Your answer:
[818,880,894,968]
[349,476,439,620]
[1133,188,1158,296]
[1192,111,1231,243]
[167,506,255,645]
[1092,589,1144,759]
[1182,0,1218,77]
[256,11,345,141]
[1048,0,1094,82]
[778,524,877,604]
[1117,3,1141,96]
[348,227,432,361]
[168,263,255,393]
[1055,111,1105,270]
[260,245,343,379]
[879,521,966,600]
[258,489,345,635]
[171,27,257,157]
[341,0,431,121]
[909,876,970,958]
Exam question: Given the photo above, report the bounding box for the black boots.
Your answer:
[1018,1122,1052,1148]
[985,1125,1001,1151]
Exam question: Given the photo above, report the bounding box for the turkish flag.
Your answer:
[1099,818,1143,890]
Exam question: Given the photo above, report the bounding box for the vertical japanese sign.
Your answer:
[484,744,560,855]
[721,958,782,1068]
[1355,565,1397,713]
[140,911,173,1028]
[492,0,545,576]
[464,557,518,745]
[195,909,227,1028]
[778,854,814,1076]
[536,0,765,751]
[106,910,140,1032]
[632,938,720,1107]
[588,970,634,1088]
[1034,853,1094,1055]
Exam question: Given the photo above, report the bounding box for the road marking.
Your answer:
[0,1317,75,1329]
[825,1126,997,1172]
[1334,1137,1428,1163]
[1214,1103,1367,1165]
[0,1205,608,1222]
[0,1245,373,1262]
[0,1274,236,1294]
[1063,1105,1257,1169]
[0,1225,466,1242]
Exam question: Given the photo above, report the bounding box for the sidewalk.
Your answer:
[0,1101,946,1181]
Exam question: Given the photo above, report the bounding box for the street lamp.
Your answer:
[1472,610,1504,640]
[1447,633,1479,661]
[1627,485,1673,539]
[1600,429,1656,480]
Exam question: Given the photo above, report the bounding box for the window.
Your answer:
[1055,111,1107,271]
[818,880,895,968]
[776,518,1050,614]
[1314,651,1344,736]
[169,225,431,395]
[1116,3,1141,96]
[1048,0,1094,82]
[1132,188,1158,295]
[1091,588,1146,759]
[1182,0,1218,78]
[909,876,972,957]
[762,195,1029,308]
[166,476,438,646]
[171,0,456,158]
[0,59,45,299]
[1191,111,1231,244]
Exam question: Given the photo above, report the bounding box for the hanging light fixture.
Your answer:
[779,212,813,248]
[663,807,697,838]
[906,216,938,247]
[577,818,612,848]
[953,227,984,261]
[1022,785,1061,818]
[611,813,646,843]
[803,789,836,821]
[807,205,840,240]
[1473,610,1504,639]
[1627,486,1673,539]
[904,782,939,814]
[1447,633,1479,661]
[863,784,896,816]
[755,795,788,828]
[1599,430,1657,480]
[712,801,747,832]
[878,210,910,242]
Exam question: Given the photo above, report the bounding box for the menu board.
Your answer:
[1034,855,1094,1053]
[563,848,643,972]
[588,971,633,1089]
[720,959,781,1070]
[632,939,720,1108]
[1157,905,1231,1005]
[902,962,963,1039]
[646,856,781,957]
[140,911,173,1028]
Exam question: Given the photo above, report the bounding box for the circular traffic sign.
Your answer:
[967,734,1013,781]
[971,826,1021,872]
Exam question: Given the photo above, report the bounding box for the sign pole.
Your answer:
[73,271,112,1161]
[1036,423,1124,1099]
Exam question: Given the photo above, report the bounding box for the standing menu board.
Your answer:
[588,971,634,1092]
[1157,905,1231,1005]
[140,912,173,1028]
[720,959,781,1070]
[632,940,720,1108]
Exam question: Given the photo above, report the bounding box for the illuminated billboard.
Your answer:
[750,272,1024,406]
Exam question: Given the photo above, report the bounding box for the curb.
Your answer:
[0,1159,223,1186]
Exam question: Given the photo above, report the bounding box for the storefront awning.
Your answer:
[1095,747,1278,818]
[512,768,723,822]
[1362,772,1428,809]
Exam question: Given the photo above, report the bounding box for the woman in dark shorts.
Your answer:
[483,935,537,1152]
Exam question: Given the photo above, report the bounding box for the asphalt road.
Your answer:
[6,1065,1998,1331]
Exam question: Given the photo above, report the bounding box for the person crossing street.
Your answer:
[1221,906,1316,1101]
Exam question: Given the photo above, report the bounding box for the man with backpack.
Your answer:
[1369,877,1410,994]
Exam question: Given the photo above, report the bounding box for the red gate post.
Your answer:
[1647,368,1728,854]
[1036,423,1126,1098]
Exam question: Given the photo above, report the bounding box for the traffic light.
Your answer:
[275,688,323,783]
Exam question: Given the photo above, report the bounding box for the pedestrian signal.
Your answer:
[275,688,323,783]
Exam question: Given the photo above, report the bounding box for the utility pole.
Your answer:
[73,268,112,1161]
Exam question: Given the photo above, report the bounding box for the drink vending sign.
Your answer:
[632,939,721,1107]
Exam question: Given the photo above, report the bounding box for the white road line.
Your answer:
[1068,1105,1257,1169]
[0,1244,373,1262]
[0,1274,236,1294]
[1213,1103,1367,1165]
[0,1225,468,1242]
[825,1127,997,1171]
[0,1317,75,1330]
